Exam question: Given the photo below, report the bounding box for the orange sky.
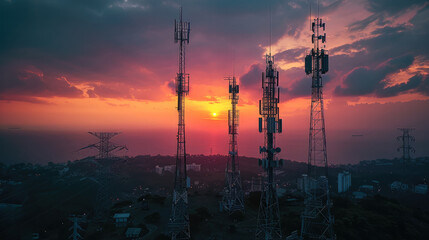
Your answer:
[1,0,429,162]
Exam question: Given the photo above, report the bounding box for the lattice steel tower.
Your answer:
[169,7,191,240]
[255,54,284,240]
[80,132,127,159]
[300,14,335,240]
[221,76,244,214]
[397,128,415,164]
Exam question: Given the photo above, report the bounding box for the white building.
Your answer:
[338,171,351,193]
[391,181,409,191]
[155,165,163,175]
[163,165,175,173]
[125,227,142,238]
[186,163,201,172]
[414,184,428,194]
[113,213,130,227]
[297,174,308,192]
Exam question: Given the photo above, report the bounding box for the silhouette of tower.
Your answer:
[69,215,86,240]
[300,13,335,240]
[80,132,127,159]
[255,53,284,240]
[397,128,415,164]
[169,7,191,240]
[221,76,244,214]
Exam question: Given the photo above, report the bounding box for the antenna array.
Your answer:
[255,54,284,240]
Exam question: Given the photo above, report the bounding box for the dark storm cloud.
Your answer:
[334,55,429,97]
[332,5,429,98]
[376,74,424,98]
[0,67,83,98]
[0,0,178,101]
[274,48,306,63]
[240,64,264,88]
[283,74,332,100]
[348,0,427,31]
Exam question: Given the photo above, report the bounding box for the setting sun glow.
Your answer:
[212,112,217,117]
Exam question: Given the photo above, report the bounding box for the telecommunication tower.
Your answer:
[397,128,415,164]
[221,76,245,214]
[80,132,127,159]
[169,7,191,240]
[69,215,86,240]
[255,53,284,240]
[300,12,335,240]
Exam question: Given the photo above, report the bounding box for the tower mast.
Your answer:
[169,7,191,240]
[255,53,284,240]
[221,75,244,214]
[301,10,335,240]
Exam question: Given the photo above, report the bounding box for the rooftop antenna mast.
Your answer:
[397,128,415,164]
[300,1,335,238]
[220,74,245,214]
[255,6,284,238]
[169,6,191,240]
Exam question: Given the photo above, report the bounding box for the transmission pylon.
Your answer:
[80,132,127,159]
[300,13,335,240]
[397,128,415,164]
[69,215,86,240]
[221,76,245,214]
[255,53,284,240]
[169,7,191,240]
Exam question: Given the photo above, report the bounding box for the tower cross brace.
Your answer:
[80,132,127,159]
[69,215,86,240]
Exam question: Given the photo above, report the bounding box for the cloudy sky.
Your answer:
[1,0,428,163]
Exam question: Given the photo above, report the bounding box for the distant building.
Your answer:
[414,184,428,194]
[391,181,409,191]
[156,163,201,174]
[155,165,163,175]
[338,171,351,193]
[352,191,367,199]
[125,227,142,239]
[113,213,130,227]
[163,165,175,173]
[297,174,308,192]
[186,163,201,172]
[297,174,320,193]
